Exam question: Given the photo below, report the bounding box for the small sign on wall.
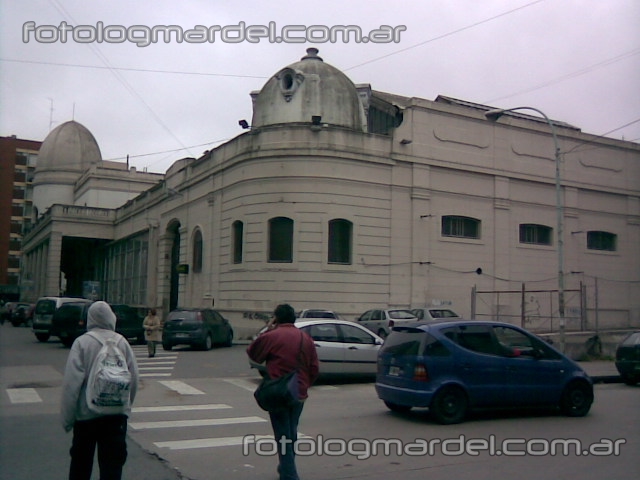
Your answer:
[176,264,189,274]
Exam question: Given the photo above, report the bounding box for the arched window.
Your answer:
[232,220,243,264]
[587,231,617,251]
[328,219,352,264]
[519,224,552,245]
[192,229,203,273]
[269,217,293,262]
[441,215,481,239]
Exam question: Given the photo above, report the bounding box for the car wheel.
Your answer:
[560,381,593,417]
[224,331,233,347]
[162,343,173,351]
[430,385,468,424]
[61,336,75,348]
[202,334,213,351]
[35,333,50,342]
[384,401,412,413]
[11,320,21,327]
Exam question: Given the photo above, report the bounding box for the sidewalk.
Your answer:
[576,360,621,383]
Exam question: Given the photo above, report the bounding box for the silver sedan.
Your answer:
[249,319,384,378]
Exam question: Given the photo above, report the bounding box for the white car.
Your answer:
[410,307,460,322]
[355,309,418,338]
[249,319,384,377]
[297,309,340,319]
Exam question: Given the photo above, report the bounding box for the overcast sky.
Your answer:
[1,0,639,173]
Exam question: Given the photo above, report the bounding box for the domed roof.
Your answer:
[251,48,366,131]
[37,120,102,171]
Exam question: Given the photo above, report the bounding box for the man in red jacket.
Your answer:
[247,304,319,480]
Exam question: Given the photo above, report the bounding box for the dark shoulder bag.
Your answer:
[254,332,304,412]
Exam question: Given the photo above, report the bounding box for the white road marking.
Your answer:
[132,403,232,413]
[139,373,172,377]
[155,433,310,450]
[6,388,42,404]
[222,378,259,392]
[159,380,205,395]
[129,416,267,430]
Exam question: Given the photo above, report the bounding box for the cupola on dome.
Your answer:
[251,48,367,132]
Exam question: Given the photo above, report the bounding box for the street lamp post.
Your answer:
[485,107,565,352]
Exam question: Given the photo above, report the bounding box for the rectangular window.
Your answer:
[328,219,352,264]
[519,224,552,245]
[232,221,243,264]
[442,216,480,239]
[587,231,616,251]
[269,217,293,263]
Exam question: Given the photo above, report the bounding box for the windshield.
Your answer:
[35,300,56,315]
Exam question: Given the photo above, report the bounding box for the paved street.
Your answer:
[1,324,638,480]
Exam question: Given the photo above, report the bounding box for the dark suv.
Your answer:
[51,302,145,347]
[162,308,233,351]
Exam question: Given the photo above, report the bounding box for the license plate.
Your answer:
[388,366,401,376]
[175,333,189,338]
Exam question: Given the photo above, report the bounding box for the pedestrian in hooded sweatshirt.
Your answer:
[61,301,139,480]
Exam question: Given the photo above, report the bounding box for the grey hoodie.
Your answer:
[60,301,139,432]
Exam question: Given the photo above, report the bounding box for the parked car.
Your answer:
[32,297,93,342]
[297,309,340,319]
[51,301,146,347]
[10,303,35,327]
[1,301,20,324]
[615,331,640,385]
[250,319,384,378]
[410,307,460,322]
[376,320,593,424]
[356,309,418,338]
[162,308,233,351]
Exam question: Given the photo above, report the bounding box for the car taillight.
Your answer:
[413,363,429,382]
[388,320,395,327]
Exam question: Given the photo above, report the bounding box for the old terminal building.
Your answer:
[20,48,640,338]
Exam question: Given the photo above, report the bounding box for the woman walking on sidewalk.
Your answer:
[142,308,162,358]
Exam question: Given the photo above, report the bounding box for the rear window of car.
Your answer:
[168,311,199,322]
[381,330,424,355]
[388,310,416,319]
[428,309,459,318]
[35,300,56,314]
[621,332,640,347]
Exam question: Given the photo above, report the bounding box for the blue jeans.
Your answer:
[269,401,305,480]
[69,415,128,480]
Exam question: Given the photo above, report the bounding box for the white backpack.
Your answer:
[85,331,132,414]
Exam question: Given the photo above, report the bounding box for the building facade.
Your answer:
[0,135,41,301]
[20,49,640,336]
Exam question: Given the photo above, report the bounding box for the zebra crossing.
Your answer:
[131,345,178,378]
[128,378,292,452]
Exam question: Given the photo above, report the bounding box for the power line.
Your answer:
[0,58,268,80]
[48,0,193,158]
[343,0,548,71]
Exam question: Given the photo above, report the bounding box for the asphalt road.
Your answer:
[1,323,638,480]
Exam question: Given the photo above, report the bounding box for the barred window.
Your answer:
[519,224,552,245]
[442,216,480,239]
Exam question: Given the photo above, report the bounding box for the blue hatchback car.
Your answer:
[376,320,593,424]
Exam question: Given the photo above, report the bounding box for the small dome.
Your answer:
[251,48,366,131]
[37,120,102,171]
